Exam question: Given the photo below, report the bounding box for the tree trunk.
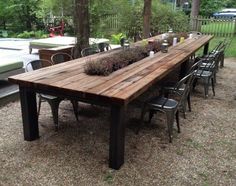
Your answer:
[74,0,90,58]
[143,0,152,39]
[190,0,200,30]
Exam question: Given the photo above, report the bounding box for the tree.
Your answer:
[74,0,90,58]
[191,0,200,18]
[143,0,152,38]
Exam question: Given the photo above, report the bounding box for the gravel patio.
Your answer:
[0,58,235,186]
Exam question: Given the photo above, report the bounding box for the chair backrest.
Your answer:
[51,52,73,64]
[173,71,195,106]
[97,42,111,52]
[81,47,99,57]
[25,59,53,72]
[188,31,202,36]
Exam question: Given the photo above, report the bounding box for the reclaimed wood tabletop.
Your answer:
[8,34,213,170]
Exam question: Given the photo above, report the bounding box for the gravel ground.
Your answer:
[0,58,235,186]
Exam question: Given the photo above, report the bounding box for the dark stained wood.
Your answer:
[39,46,74,63]
[19,87,39,141]
[109,104,125,169]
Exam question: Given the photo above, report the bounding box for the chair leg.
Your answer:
[148,110,155,123]
[193,79,198,91]
[136,103,147,134]
[211,77,215,96]
[220,53,224,68]
[48,99,61,131]
[71,100,79,121]
[176,110,180,133]
[213,71,217,84]
[187,93,191,112]
[37,96,42,117]
[204,78,209,98]
[182,101,186,119]
[166,111,174,143]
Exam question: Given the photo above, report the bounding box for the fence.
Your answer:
[191,16,236,37]
[101,14,120,31]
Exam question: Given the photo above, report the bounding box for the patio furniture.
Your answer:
[51,52,73,64]
[97,42,111,52]
[161,68,196,118]
[9,34,213,170]
[39,45,74,63]
[29,37,109,54]
[139,72,194,142]
[81,47,99,57]
[25,59,78,130]
[192,58,216,98]
[0,61,24,80]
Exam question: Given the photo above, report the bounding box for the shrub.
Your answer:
[16,30,48,38]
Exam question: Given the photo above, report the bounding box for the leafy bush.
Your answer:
[118,0,189,39]
[111,33,126,44]
[17,30,48,38]
[151,2,190,34]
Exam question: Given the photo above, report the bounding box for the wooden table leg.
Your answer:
[203,42,209,55]
[109,104,125,170]
[19,87,39,141]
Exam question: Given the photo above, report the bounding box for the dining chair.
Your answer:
[97,42,111,52]
[138,72,194,143]
[81,47,99,57]
[25,59,79,130]
[161,68,196,119]
[51,52,73,64]
[192,57,217,98]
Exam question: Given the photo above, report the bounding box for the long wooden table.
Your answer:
[8,35,213,170]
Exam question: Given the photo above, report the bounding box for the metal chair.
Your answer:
[138,72,194,142]
[97,42,111,52]
[161,68,196,119]
[51,52,73,64]
[192,58,217,98]
[25,59,78,130]
[188,31,203,36]
[81,47,99,57]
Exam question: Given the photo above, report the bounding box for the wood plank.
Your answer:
[101,51,186,97]
[111,52,189,103]
[9,35,213,105]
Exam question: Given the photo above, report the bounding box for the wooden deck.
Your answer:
[8,35,213,170]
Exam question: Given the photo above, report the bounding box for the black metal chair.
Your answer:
[97,42,111,52]
[188,31,203,36]
[161,68,196,119]
[51,52,73,64]
[138,72,194,142]
[81,47,99,57]
[192,58,217,98]
[25,59,78,130]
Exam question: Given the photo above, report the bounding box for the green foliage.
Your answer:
[117,0,189,39]
[209,37,236,57]
[17,30,48,38]
[200,0,225,17]
[151,2,189,33]
[111,33,126,44]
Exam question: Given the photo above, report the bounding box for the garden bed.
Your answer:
[84,33,188,76]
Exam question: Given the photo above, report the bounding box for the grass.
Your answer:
[196,36,236,57]
[209,36,236,57]
[201,22,235,35]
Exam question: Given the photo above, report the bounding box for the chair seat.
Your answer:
[148,97,178,110]
[195,69,213,77]
[40,94,61,100]
[200,62,215,68]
